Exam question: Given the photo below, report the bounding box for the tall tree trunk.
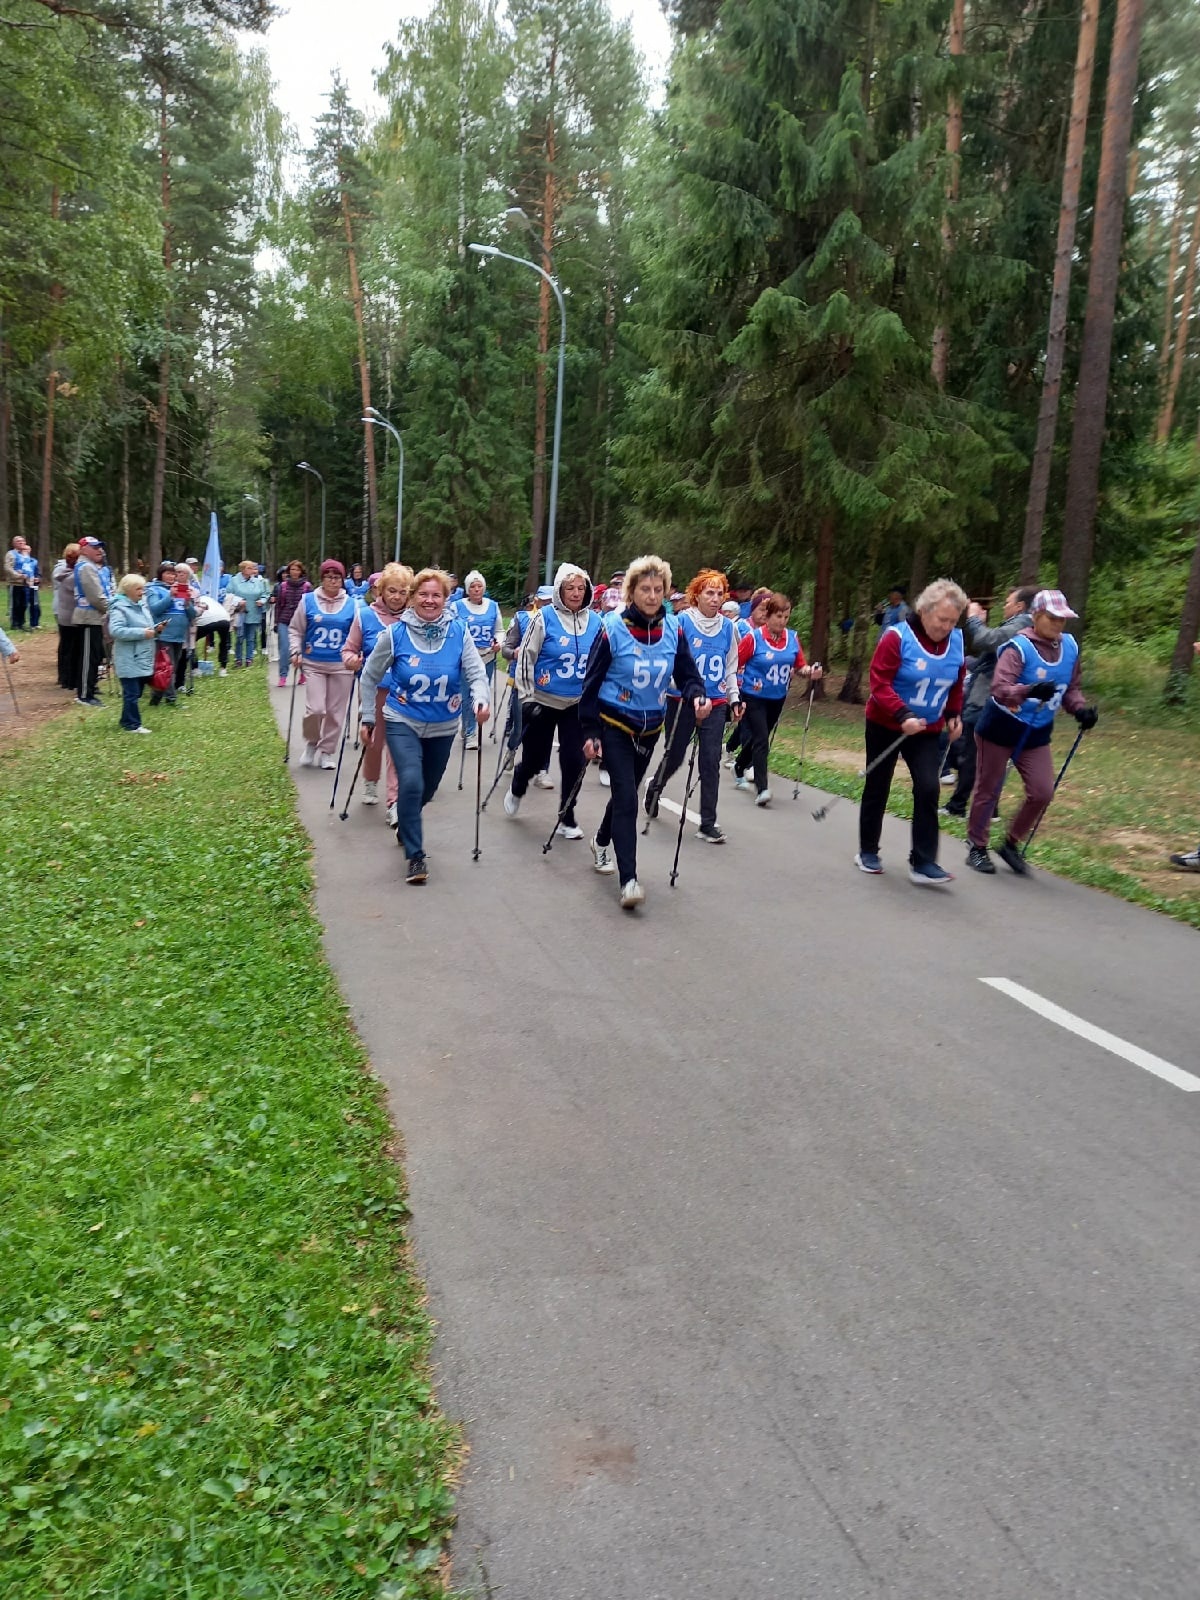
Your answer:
[268,463,279,575]
[1163,523,1200,703]
[525,47,558,599]
[1057,0,1146,624]
[837,559,878,704]
[931,0,966,388]
[121,427,131,572]
[36,185,62,579]
[1020,0,1100,580]
[12,411,25,541]
[340,181,380,570]
[1157,201,1200,444]
[0,342,9,548]
[1158,175,1187,397]
[148,82,171,575]
[809,513,835,699]
[909,536,929,598]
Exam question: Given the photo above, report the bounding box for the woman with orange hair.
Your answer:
[643,569,742,843]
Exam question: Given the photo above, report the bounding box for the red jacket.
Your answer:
[866,617,965,732]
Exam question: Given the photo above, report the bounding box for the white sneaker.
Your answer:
[465,733,479,751]
[219,667,228,678]
[734,774,751,791]
[555,823,583,840]
[503,788,521,817]
[598,770,611,788]
[129,725,153,735]
[361,780,380,805]
[755,789,772,807]
[386,802,398,827]
[299,742,317,767]
[534,771,555,789]
[590,835,615,874]
[320,754,337,770]
[619,877,646,909]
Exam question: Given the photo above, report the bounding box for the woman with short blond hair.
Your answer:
[108,573,163,734]
[856,577,968,885]
[342,562,414,816]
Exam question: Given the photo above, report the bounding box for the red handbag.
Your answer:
[151,645,174,692]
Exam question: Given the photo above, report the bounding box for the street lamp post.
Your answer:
[361,408,403,563]
[469,235,566,587]
[243,494,266,570]
[296,462,326,566]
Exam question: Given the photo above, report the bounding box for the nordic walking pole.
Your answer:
[284,658,298,764]
[2,655,20,715]
[1020,725,1087,858]
[472,728,484,861]
[338,743,367,821]
[643,696,683,834]
[481,743,516,812]
[328,688,356,809]
[491,673,509,741]
[457,727,469,791]
[791,679,818,800]
[669,735,701,887]
[542,758,591,855]
[811,728,909,821]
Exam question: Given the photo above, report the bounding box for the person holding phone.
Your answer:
[146,562,196,705]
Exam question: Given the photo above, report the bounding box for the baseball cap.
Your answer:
[79,536,105,550]
[1031,588,1078,620]
[536,584,555,601]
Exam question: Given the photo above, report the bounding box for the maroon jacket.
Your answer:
[866,617,965,733]
[273,577,311,627]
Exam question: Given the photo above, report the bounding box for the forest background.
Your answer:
[4,0,1200,704]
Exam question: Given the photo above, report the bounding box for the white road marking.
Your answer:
[658,796,703,827]
[981,978,1200,1093]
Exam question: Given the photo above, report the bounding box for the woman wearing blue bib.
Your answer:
[456,571,504,746]
[732,590,823,807]
[342,563,414,818]
[965,588,1095,875]
[359,567,491,884]
[579,556,709,909]
[857,579,967,885]
[287,559,357,770]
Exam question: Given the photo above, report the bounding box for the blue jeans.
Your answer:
[383,721,455,859]
[461,658,494,735]
[119,676,146,729]
[277,624,292,676]
[236,621,257,664]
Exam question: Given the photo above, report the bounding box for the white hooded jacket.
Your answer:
[515,561,596,709]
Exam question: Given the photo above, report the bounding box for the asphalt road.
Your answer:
[275,683,1199,1600]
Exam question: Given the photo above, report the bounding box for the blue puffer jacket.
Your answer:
[147,581,195,643]
[109,594,157,677]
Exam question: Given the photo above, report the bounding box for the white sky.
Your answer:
[250,0,672,148]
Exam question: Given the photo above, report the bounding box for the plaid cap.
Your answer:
[1031,588,1078,620]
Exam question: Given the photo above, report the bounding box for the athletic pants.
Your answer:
[57,623,81,689]
[859,722,943,868]
[594,720,661,884]
[195,619,230,668]
[383,722,454,859]
[649,700,728,829]
[512,702,585,827]
[300,666,354,756]
[76,624,104,700]
[733,696,785,795]
[967,735,1055,850]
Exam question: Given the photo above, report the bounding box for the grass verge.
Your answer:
[768,668,1200,931]
[0,674,459,1598]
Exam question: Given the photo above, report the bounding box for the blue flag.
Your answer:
[200,511,222,599]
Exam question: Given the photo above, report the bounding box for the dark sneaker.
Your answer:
[695,824,725,844]
[908,860,954,886]
[996,839,1029,876]
[855,851,883,875]
[643,784,661,820]
[75,696,103,708]
[1169,848,1200,872]
[939,802,966,819]
[406,854,428,885]
[966,845,995,875]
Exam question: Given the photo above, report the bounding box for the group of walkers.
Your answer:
[6,535,1199,892]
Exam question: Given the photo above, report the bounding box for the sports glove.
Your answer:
[1025,682,1056,702]
[1074,705,1098,730]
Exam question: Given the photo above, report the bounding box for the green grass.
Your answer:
[770,665,1200,931]
[0,676,459,1598]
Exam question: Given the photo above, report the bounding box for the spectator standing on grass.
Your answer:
[1168,641,1200,872]
[52,543,81,689]
[941,585,1036,820]
[273,561,311,687]
[873,586,909,629]
[5,536,36,631]
[71,537,113,707]
[109,574,163,735]
[146,563,195,706]
[226,559,271,668]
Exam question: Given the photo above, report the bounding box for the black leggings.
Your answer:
[859,722,943,867]
[734,696,785,794]
[649,699,728,828]
[595,720,661,883]
[512,702,585,826]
